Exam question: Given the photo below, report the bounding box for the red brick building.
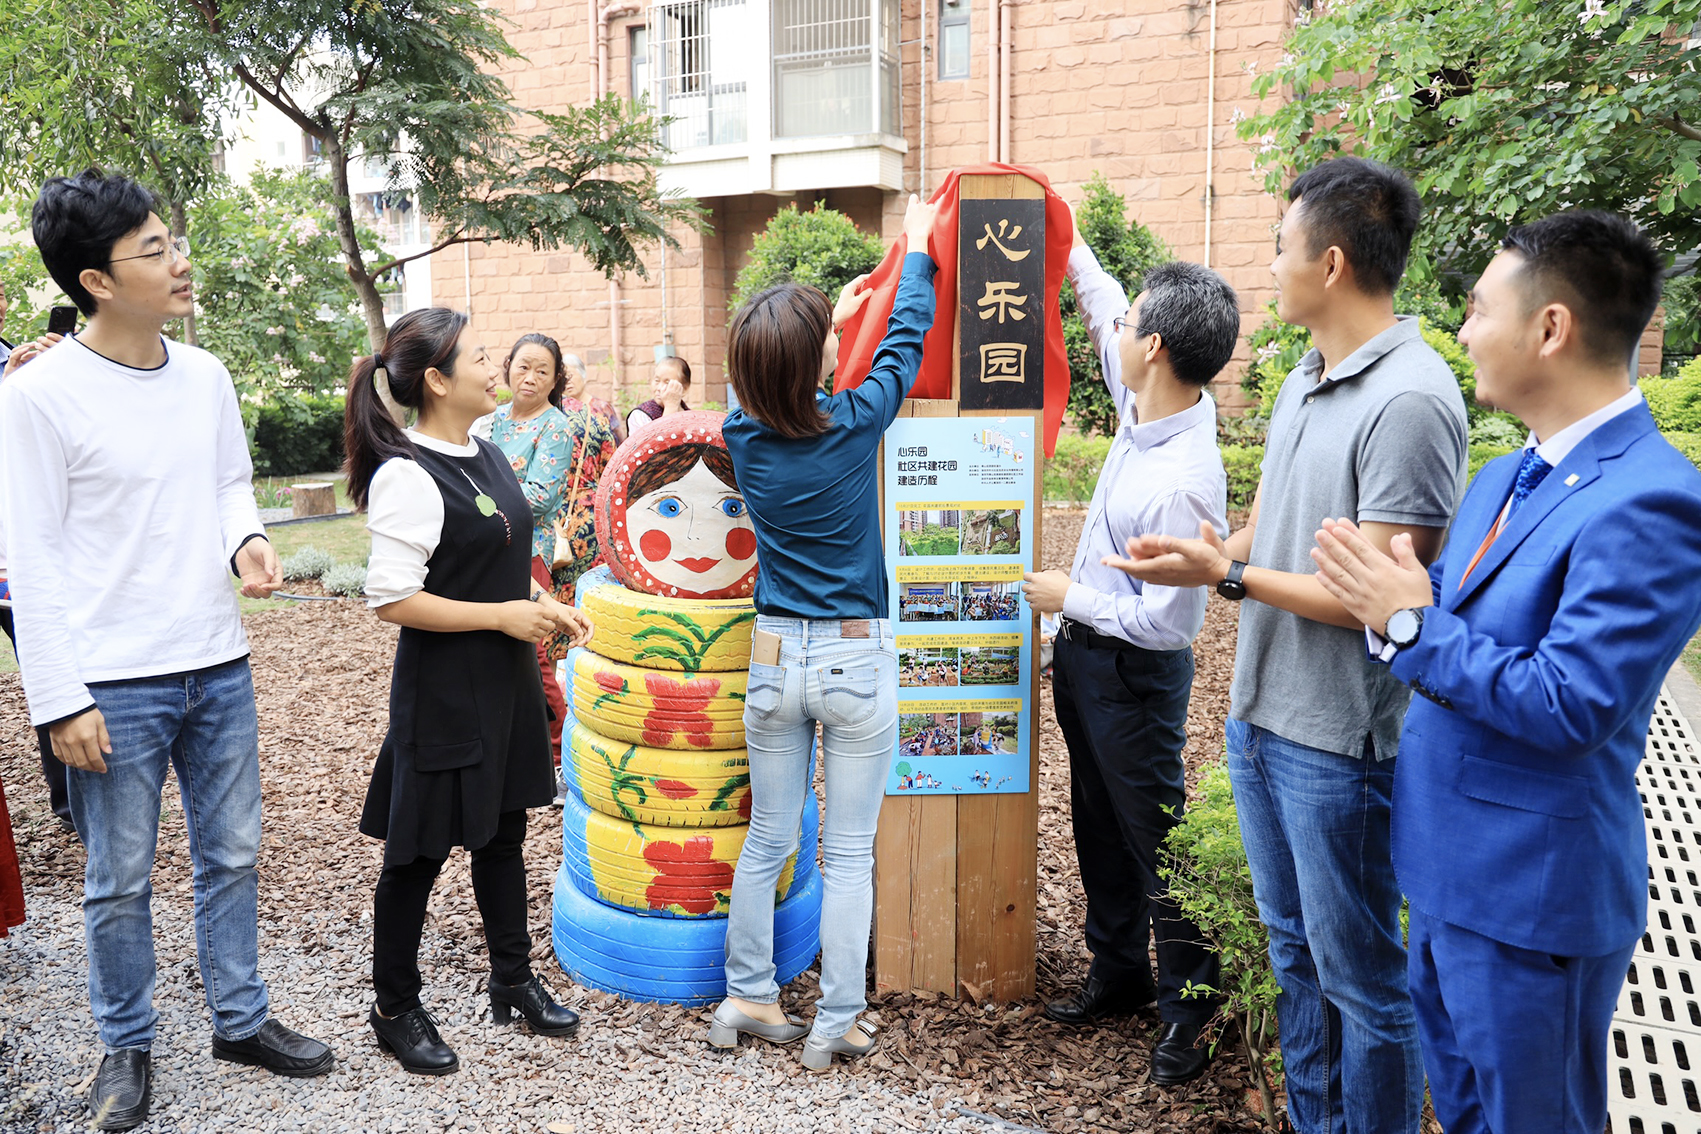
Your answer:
[433,0,1307,412]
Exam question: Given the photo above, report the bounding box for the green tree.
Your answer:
[0,243,62,344]
[174,0,703,347]
[729,203,885,312]
[0,0,234,341]
[189,168,387,396]
[1242,0,1701,285]
[1061,173,1172,438]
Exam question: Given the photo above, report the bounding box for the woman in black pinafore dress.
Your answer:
[343,308,594,1075]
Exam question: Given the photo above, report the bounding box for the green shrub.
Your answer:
[1222,443,1263,514]
[1161,763,1281,1126]
[252,393,346,477]
[1468,415,1524,449]
[320,562,369,598]
[280,546,336,581]
[729,204,884,314]
[1645,369,1701,434]
[1043,432,1111,503]
[1244,302,1310,417]
[1062,173,1173,438]
[1664,431,1701,471]
[1469,442,1519,479]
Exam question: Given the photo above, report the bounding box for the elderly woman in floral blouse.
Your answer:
[490,333,581,763]
[561,351,626,447]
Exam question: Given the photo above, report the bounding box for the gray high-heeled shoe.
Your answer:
[705,1001,809,1048]
[800,1019,878,1071]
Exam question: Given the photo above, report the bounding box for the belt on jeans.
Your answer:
[1060,617,1137,651]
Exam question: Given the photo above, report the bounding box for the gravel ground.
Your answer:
[0,509,1265,1134]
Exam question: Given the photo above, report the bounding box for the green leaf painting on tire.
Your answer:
[632,608,756,674]
[595,740,649,824]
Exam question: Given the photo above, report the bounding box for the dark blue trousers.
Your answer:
[1408,906,1633,1134]
[1051,630,1217,1025]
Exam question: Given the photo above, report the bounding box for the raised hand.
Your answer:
[832,273,873,330]
[1101,520,1232,588]
[902,193,941,256]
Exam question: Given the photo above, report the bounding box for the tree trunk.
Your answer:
[323,134,389,349]
[170,199,198,346]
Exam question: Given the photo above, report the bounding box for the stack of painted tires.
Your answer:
[552,413,821,1006]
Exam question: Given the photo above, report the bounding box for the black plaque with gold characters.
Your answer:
[957,196,1046,411]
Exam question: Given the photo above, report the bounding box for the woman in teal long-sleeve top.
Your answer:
[710,194,940,1071]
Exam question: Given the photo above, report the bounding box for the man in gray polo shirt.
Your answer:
[1108,157,1466,1134]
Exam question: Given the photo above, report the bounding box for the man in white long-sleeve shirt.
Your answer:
[1021,221,1238,1085]
[1,170,334,1132]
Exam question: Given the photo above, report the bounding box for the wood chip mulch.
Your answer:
[0,508,1277,1133]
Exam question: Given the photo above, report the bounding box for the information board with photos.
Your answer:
[884,415,1036,795]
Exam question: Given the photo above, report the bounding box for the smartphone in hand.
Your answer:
[46,305,78,336]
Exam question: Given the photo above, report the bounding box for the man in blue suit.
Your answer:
[1311,210,1701,1134]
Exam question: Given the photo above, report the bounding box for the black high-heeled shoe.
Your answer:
[488,976,580,1037]
[368,1006,459,1075]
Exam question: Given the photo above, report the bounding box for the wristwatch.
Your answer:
[1216,560,1248,601]
[1385,607,1425,650]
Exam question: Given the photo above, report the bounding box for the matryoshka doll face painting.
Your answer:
[595,412,760,599]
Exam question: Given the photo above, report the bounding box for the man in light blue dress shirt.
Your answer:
[1022,221,1237,1084]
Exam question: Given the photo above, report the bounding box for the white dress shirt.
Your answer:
[1060,245,1230,651]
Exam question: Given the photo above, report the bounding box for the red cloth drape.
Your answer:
[0,776,24,937]
[833,163,1075,457]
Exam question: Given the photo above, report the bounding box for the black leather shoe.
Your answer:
[370,1006,460,1075]
[89,1049,150,1132]
[489,975,580,1037]
[1150,1021,1211,1085]
[1043,974,1158,1026]
[211,1018,335,1077]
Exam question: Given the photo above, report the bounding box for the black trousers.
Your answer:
[372,808,534,1016]
[1051,629,1219,1025]
[0,609,70,824]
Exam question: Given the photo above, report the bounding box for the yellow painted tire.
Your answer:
[577,564,754,674]
[560,788,817,919]
[563,718,751,828]
[568,648,746,751]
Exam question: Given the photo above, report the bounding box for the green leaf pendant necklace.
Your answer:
[459,469,513,545]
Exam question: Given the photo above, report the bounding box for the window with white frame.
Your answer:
[773,0,900,138]
[938,0,970,80]
[650,0,750,149]
[630,26,650,102]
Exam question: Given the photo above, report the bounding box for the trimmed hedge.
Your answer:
[252,393,346,477]
[1645,368,1701,435]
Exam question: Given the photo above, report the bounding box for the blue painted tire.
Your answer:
[560,782,819,918]
[551,864,822,1006]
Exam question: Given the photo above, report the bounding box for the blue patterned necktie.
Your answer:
[1508,448,1552,516]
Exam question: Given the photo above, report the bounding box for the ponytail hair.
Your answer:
[343,306,470,510]
[504,332,569,410]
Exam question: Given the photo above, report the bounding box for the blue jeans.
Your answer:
[1224,718,1421,1134]
[724,617,897,1040]
[68,659,269,1052]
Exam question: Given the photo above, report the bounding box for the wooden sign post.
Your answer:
[874,172,1047,1002]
